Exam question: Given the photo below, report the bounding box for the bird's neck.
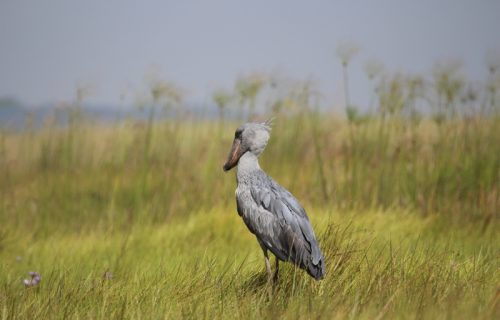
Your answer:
[237,152,261,184]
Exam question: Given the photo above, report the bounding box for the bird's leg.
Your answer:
[273,258,279,282]
[262,248,272,280]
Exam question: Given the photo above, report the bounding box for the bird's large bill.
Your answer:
[223,138,242,172]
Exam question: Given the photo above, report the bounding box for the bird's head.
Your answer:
[223,119,273,172]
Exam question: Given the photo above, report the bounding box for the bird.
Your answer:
[223,120,325,281]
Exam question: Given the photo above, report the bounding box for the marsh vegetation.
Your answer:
[0,57,499,318]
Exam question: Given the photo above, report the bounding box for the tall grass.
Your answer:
[0,59,499,318]
[1,113,497,234]
[1,209,498,319]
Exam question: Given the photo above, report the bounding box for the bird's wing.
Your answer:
[269,181,323,265]
[245,175,324,273]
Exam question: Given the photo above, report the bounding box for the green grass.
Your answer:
[1,208,498,319]
[0,115,499,319]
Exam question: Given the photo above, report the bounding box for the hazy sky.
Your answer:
[1,0,499,109]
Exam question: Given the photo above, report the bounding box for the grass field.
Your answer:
[0,113,499,319]
[1,208,498,319]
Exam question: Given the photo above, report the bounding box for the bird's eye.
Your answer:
[235,130,242,138]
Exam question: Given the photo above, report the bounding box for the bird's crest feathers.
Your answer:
[261,118,274,132]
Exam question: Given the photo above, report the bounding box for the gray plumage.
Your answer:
[223,121,325,280]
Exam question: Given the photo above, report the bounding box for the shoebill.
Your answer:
[223,120,325,281]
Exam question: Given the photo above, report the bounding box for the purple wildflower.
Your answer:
[23,271,41,287]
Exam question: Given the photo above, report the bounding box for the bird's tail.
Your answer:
[305,258,325,280]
